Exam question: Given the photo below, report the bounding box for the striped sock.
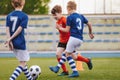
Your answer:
[57,53,66,68]
[57,58,68,72]
[23,66,33,80]
[67,56,77,72]
[9,66,23,80]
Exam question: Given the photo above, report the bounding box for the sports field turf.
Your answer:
[0,57,120,80]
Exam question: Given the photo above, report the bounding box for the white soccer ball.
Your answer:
[29,65,41,78]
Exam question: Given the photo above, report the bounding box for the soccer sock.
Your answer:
[57,53,66,68]
[67,56,77,72]
[57,57,68,72]
[76,55,89,63]
[23,66,33,80]
[9,66,23,80]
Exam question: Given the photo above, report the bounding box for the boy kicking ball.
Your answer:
[49,1,94,78]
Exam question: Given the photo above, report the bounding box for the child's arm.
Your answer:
[8,26,23,41]
[6,27,11,38]
[5,26,23,50]
[86,22,94,39]
[5,27,14,50]
[56,23,70,32]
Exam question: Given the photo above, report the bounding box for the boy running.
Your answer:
[49,1,94,78]
[51,5,69,76]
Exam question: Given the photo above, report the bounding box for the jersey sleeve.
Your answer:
[20,15,28,28]
[81,15,88,24]
[62,17,66,25]
[6,16,10,27]
[66,16,71,27]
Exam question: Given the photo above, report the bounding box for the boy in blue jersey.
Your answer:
[49,1,94,78]
[5,0,33,80]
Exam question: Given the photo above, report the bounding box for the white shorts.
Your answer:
[66,36,83,53]
[13,49,30,61]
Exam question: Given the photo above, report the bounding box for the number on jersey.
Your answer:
[10,16,18,32]
[76,18,82,30]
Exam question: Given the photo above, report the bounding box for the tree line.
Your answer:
[0,0,50,15]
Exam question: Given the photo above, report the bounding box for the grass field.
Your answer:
[0,57,120,80]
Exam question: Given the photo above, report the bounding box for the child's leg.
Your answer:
[12,50,33,80]
[56,44,68,73]
[66,54,77,73]
[56,48,68,72]
[57,53,66,68]
[66,53,79,77]
[9,50,24,80]
[49,53,67,73]
[18,51,33,80]
[74,53,93,70]
[76,54,89,63]
[9,66,23,80]
[57,58,68,72]
[22,62,33,80]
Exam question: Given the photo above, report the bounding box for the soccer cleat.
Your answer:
[87,58,93,70]
[58,71,69,76]
[68,71,79,78]
[49,66,59,73]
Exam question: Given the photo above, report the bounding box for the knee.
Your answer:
[19,61,26,67]
[66,52,71,57]
[66,53,77,60]
[71,54,77,60]
[72,56,77,60]
[56,52,62,58]
[56,54,61,58]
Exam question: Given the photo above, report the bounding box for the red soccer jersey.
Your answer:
[56,16,70,43]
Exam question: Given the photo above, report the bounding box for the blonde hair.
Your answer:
[51,5,62,14]
[67,1,77,10]
[11,0,25,8]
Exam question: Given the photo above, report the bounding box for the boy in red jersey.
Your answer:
[51,5,69,76]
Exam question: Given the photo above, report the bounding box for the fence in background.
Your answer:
[0,15,120,51]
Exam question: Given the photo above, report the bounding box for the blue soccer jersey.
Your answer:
[67,13,88,40]
[6,10,28,50]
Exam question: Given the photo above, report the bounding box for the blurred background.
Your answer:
[0,0,120,51]
[0,1,120,79]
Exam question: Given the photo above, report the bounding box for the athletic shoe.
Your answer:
[49,66,59,73]
[68,71,79,78]
[58,71,69,76]
[87,58,93,70]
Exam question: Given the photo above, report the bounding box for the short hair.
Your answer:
[51,5,62,14]
[67,1,77,10]
[11,0,25,8]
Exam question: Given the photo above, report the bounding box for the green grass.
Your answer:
[0,57,120,80]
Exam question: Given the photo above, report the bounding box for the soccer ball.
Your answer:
[29,65,41,79]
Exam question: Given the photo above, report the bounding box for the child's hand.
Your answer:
[9,42,14,50]
[4,39,14,50]
[89,33,94,39]
[56,24,62,30]
[4,39,10,47]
